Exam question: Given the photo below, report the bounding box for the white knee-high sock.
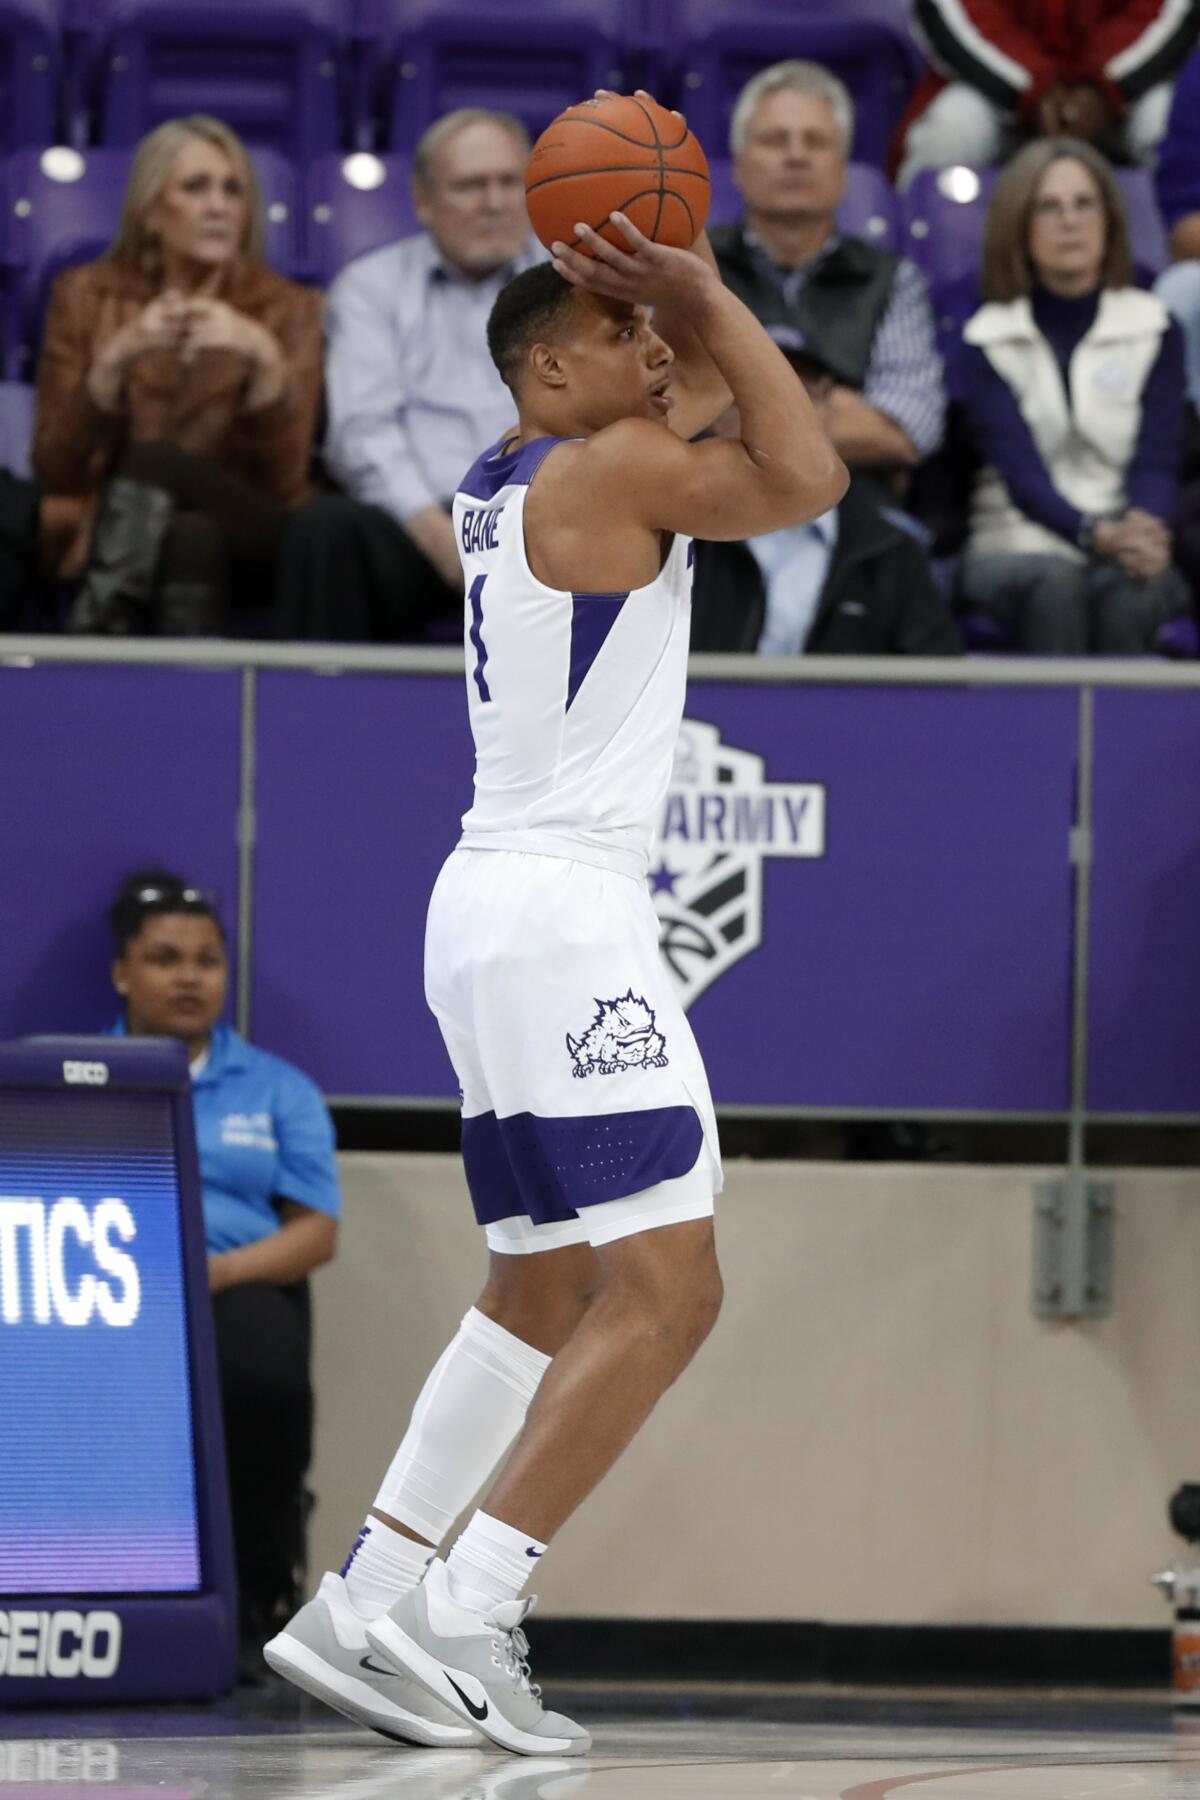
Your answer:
[372,1305,550,1544]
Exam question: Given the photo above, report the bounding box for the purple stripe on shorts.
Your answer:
[461,1104,704,1226]
[566,592,628,711]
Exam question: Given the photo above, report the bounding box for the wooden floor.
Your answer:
[6,1682,1200,1798]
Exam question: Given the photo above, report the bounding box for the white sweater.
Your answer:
[965,288,1170,562]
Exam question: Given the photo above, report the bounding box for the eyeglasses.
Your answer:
[132,883,215,910]
[1032,194,1103,221]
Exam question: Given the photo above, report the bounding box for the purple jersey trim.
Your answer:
[458,434,566,504]
[566,591,629,711]
[461,1104,704,1225]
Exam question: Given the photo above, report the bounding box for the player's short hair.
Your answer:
[487,262,578,391]
[108,867,227,955]
[730,60,855,158]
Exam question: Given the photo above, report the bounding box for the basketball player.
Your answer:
[267,187,846,1755]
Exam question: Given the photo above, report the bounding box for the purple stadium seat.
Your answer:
[2,144,302,379]
[0,375,34,474]
[66,0,348,161]
[666,0,922,169]
[900,165,995,293]
[3,145,126,378]
[304,150,418,283]
[1116,166,1169,279]
[707,155,898,248]
[358,0,630,152]
[957,607,1199,659]
[0,1,59,150]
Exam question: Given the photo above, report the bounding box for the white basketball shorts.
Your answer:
[424,846,723,1254]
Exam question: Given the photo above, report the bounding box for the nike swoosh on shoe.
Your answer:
[446,1674,489,1721]
[359,1654,404,1678]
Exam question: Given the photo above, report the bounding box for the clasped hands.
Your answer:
[89,288,284,413]
[1093,508,1172,580]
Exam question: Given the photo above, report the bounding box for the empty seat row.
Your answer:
[0,0,921,166]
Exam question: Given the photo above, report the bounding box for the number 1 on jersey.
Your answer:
[468,574,491,703]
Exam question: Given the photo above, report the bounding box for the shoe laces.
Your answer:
[485,1595,541,1701]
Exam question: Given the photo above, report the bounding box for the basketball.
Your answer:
[524,93,710,256]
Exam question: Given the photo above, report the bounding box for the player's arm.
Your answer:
[581,91,727,440]
[553,215,848,539]
[643,227,732,442]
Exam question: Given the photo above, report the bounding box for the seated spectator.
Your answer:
[106,869,340,1671]
[34,115,322,636]
[277,108,546,642]
[1154,49,1200,413]
[691,352,962,655]
[897,0,1194,189]
[956,140,1190,653]
[710,61,944,487]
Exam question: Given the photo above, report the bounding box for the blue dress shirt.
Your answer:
[748,509,841,656]
[323,230,549,523]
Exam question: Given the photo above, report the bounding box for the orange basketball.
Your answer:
[524,93,710,256]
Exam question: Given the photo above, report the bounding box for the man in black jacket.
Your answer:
[713,59,945,476]
[691,352,962,657]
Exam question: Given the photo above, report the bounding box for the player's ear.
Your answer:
[529,341,568,388]
[111,958,129,998]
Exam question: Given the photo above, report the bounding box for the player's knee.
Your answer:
[477,1244,598,1355]
[679,1255,723,1349]
[605,1225,723,1354]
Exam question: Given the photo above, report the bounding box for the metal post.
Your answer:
[1067,684,1095,1192]
[235,667,257,1040]
[1033,684,1113,1317]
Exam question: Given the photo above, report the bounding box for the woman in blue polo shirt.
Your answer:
[106,868,340,1668]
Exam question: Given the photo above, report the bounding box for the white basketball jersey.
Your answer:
[453,434,694,881]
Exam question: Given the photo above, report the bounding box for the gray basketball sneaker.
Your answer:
[263,1571,482,1747]
[364,1558,591,1758]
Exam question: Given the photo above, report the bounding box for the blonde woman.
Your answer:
[956,138,1190,652]
[34,115,322,634]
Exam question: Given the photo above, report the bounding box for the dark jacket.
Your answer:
[690,477,963,656]
[709,223,900,391]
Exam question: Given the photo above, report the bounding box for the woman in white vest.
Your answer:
[956,138,1191,652]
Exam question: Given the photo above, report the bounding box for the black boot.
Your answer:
[66,477,174,635]
[157,579,226,637]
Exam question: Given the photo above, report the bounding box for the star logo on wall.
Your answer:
[648,860,682,897]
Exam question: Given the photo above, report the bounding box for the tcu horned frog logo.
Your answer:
[567,992,668,1079]
[647,720,825,1008]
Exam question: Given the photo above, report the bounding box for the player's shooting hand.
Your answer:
[551,213,717,315]
[592,86,687,128]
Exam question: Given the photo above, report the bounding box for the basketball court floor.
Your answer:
[6,1684,1200,1797]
